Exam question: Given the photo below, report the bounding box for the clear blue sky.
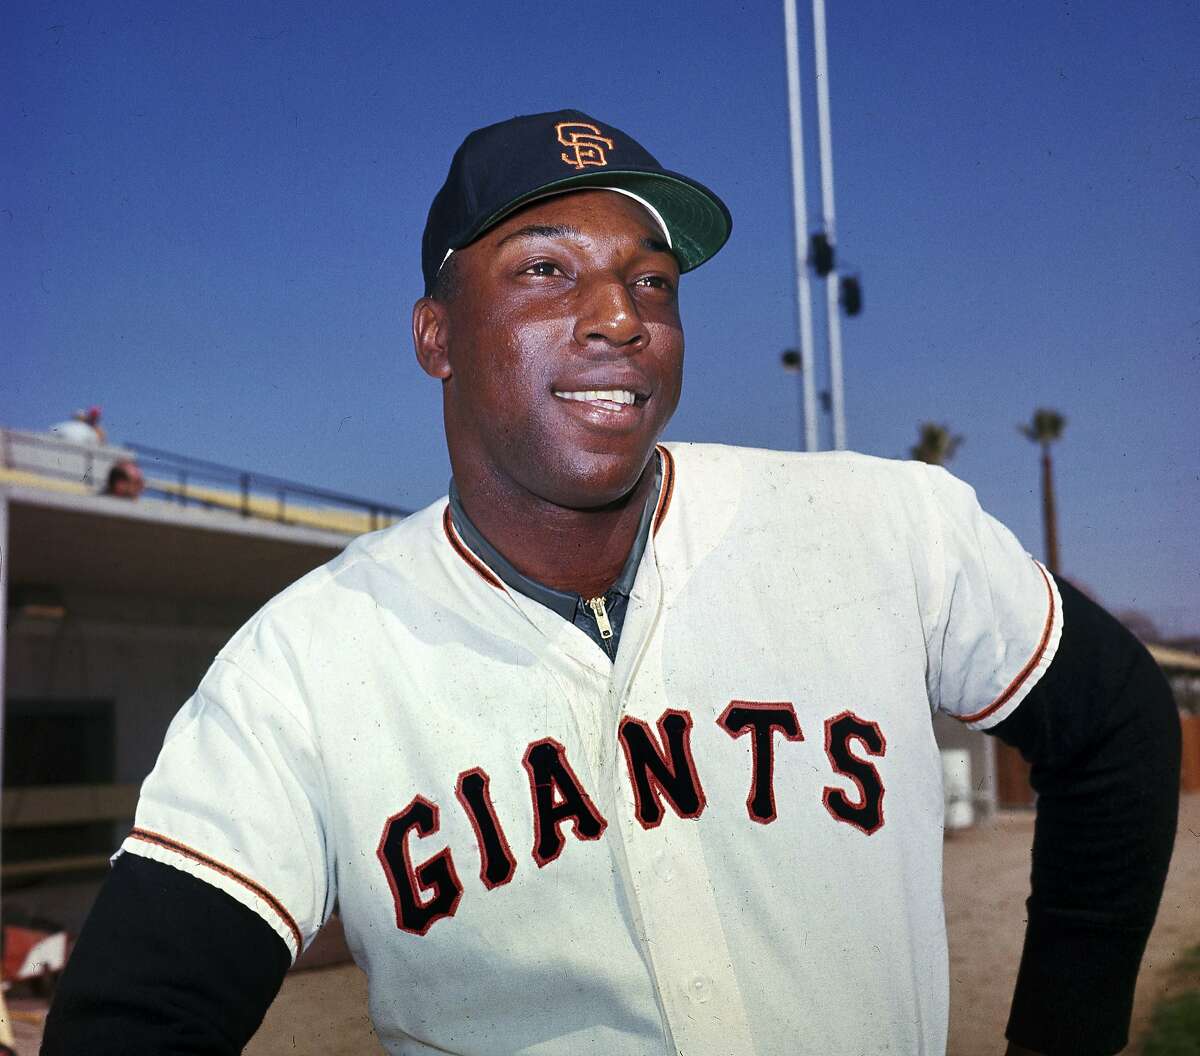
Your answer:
[4,0,1197,634]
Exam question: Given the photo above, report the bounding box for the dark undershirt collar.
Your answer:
[447,452,661,622]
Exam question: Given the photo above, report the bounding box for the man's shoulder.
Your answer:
[663,441,934,501]
[218,495,451,656]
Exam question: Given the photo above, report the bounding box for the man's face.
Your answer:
[417,190,684,510]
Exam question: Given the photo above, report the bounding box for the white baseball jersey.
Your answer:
[124,442,1062,1056]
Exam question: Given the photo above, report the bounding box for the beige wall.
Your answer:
[5,590,247,785]
[1,489,347,934]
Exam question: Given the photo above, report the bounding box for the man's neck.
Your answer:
[451,458,659,600]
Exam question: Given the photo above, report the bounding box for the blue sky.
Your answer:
[4,0,1197,634]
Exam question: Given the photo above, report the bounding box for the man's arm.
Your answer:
[988,577,1181,1056]
[42,852,290,1054]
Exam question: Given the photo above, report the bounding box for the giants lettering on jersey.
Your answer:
[523,737,608,866]
[377,795,464,936]
[377,702,888,935]
[617,709,706,829]
[455,767,517,889]
[822,710,887,835]
[716,700,803,824]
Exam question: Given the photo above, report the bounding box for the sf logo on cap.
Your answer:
[556,122,614,170]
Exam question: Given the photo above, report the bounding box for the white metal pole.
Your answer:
[812,0,847,449]
[784,0,820,453]
[824,266,846,449]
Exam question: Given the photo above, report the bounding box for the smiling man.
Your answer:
[414,190,683,606]
[45,110,1178,1056]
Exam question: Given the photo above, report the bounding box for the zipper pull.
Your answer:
[586,596,614,640]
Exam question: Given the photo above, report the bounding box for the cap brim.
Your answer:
[465,168,732,273]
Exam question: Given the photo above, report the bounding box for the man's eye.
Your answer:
[524,261,563,277]
[635,275,673,291]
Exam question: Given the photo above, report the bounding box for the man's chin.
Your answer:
[534,449,659,513]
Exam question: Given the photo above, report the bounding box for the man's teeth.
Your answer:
[554,389,637,406]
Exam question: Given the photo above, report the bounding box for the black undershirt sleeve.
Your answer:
[42,851,291,1055]
[987,577,1180,1056]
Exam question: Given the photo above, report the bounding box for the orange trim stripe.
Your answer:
[128,827,303,951]
[956,563,1056,725]
[444,450,674,581]
[652,445,675,535]
[442,505,504,589]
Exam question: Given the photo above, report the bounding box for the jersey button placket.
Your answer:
[613,704,754,1053]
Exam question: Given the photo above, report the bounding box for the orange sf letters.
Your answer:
[555,122,614,169]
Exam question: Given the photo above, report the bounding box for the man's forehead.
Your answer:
[496,223,674,258]
[481,190,675,254]
[437,189,675,282]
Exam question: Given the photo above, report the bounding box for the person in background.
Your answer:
[103,459,145,499]
[83,406,107,444]
[49,406,106,446]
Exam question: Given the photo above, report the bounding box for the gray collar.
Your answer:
[447,451,662,616]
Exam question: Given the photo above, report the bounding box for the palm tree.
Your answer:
[909,422,963,466]
[1020,408,1066,573]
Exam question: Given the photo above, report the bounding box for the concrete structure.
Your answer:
[1,429,374,934]
[1147,643,1200,712]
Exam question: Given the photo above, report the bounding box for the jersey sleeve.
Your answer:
[119,654,332,962]
[918,464,1063,729]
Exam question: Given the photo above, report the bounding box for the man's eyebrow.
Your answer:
[641,236,672,256]
[495,225,675,258]
[496,224,581,246]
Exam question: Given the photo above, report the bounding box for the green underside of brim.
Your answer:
[470,169,732,273]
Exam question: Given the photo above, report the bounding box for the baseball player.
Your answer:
[45,110,1178,1055]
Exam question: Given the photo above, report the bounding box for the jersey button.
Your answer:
[653,849,674,882]
[682,973,713,1004]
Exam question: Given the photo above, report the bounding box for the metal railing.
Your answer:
[1,428,122,490]
[1,428,410,535]
[127,442,411,532]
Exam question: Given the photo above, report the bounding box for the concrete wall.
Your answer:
[5,589,250,786]
[1,486,347,935]
[932,711,998,823]
[4,590,250,933]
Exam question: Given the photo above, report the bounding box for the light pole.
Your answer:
[781,0,861,453]
[783,0,819,453]
[811,0,846,450]
[780,350,832,450]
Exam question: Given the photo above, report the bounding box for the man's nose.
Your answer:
[572,278,648,352]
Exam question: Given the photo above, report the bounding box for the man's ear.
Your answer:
[413,297,452,380]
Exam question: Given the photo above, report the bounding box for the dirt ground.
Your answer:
[8,793,1198,1054]
[943,793,1200,1055]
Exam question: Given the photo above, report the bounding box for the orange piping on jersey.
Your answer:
[442,505,504,589]
[652,445,675,535]
[445,451,673,578]
[128,827,303,952]
[955,562,1056,725]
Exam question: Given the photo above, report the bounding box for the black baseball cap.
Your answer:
[421,108,732,295]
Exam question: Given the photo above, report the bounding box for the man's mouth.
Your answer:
[552,389,643,412]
